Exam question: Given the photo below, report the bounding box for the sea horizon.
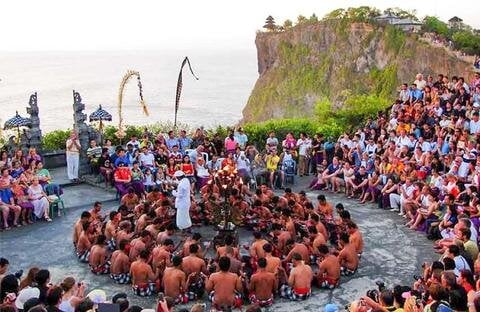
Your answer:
[0,48,258,133]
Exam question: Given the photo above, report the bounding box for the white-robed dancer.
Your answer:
[172,170,192,231]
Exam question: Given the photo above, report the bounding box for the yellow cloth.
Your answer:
[266,155,280,172]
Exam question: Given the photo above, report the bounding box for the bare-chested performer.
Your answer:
[216,235,239,259]
[263,244,281,274]
[182,232,203,258]
[182,243,207,300]
[316,245,341,289]
[76,222,93,263]
[151,239,174,273]
[130,249,158,297]
[89,234,110,275]
[248,257,277,307]
[338,233,359,276]
[116,220,134,247]
[250,231,268,260]
[73,211,91,247]
[105,211,121,250]
[110,239,131,284]
[157,223,175,245]
[347,221,364,257]
[206,256,243,310]
[129,230,152,262]
[162,255,188,304]
[279,253,313,300]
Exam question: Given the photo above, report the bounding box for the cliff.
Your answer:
[242,20,474,123]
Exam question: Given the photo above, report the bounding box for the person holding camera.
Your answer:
[59,277,86,312]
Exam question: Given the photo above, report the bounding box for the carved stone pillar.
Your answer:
[25,92,43,151]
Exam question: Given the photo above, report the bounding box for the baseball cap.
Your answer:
[324,303,339,312]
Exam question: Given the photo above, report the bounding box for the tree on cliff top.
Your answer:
[283,19,293,30]
[383,7,418,21]
[263,16,277,31]
[422,16,449,37]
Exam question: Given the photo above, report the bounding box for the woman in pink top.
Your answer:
[282,132,297,150]
[224,131,238,155]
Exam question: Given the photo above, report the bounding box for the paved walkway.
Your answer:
[0,172,437,311]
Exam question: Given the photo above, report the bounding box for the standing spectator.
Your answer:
[296,133,311,177]
[177,130,192,154]
[224,131,238,155]
[66,131,81,182]
[266,131,279,152]
[126,135,140,152]
[234,127,248,150]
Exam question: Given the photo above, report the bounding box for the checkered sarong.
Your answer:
[132,282,156,297]
[77,250,90,263]
[107,238,117,251]
[279,284,311,301]
[110,273,131,284]
[90,261,111,275]
[341,266,357,276]
[249,294,273,307]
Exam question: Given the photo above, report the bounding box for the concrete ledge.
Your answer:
[43,150,66,168]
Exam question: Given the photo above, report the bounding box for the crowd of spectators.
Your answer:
[0,147,62,229]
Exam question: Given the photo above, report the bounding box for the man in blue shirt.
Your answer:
[165,131,179,152]
[114,148,131,168]
[409,84,423,102]
[178,130,192,154]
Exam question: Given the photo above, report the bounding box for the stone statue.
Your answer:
[25,92,43,151]
[72,90,100,176]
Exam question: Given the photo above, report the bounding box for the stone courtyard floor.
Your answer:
[0,169,437,311]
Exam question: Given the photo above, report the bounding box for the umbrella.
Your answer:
[3,111,31,144]
[89,105,112,144]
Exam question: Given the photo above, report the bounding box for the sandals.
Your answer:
[45,217,53,222]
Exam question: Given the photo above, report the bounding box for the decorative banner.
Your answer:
[175,57,199,128]
[117,70,149,138]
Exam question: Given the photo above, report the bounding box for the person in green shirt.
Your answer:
[459,227,479,261]
[36,161,52,186]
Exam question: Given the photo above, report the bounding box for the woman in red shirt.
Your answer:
[166,157,178,179]
[180,155,195,190]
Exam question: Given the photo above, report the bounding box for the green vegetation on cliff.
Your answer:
[243,7,474,125]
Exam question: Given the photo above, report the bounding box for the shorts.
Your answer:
[317,276,339,289]
[132,282,156,297]
[110,273,131,284]
[279,284,311,301]
[107,238,116,251]
[249,294,273,307]
[341,266,357,276]
[77,250,90,263]
[90,261,111,275]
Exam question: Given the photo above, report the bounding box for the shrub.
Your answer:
[41,129,71,151]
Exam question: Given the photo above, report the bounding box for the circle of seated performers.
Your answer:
[72,183,364,309]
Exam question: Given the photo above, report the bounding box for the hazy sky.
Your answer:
[1,0,479,52]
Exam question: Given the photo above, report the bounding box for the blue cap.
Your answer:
[324,304,339,312]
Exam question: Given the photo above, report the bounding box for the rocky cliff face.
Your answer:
[242,20,474,122]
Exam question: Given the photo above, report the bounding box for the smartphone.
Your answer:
[158,292,164,301]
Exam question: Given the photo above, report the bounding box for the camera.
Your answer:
[14,270,23,279]
[366,281,386,302]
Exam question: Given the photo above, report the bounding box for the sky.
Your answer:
[1,0,479,52]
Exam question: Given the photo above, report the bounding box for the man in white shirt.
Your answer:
[365,139,377,158]
[414,73,427,90]
[66,131,81,182]
[395,131,410,148]
[390,178,415,216]
[296,132,311,176]
[126,135,140,152]
[469,112,480,135]
[139,146,155,169]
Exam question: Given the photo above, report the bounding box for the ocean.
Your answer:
[0,49,258,132]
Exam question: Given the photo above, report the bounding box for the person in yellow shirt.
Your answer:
[265,150,282,189]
